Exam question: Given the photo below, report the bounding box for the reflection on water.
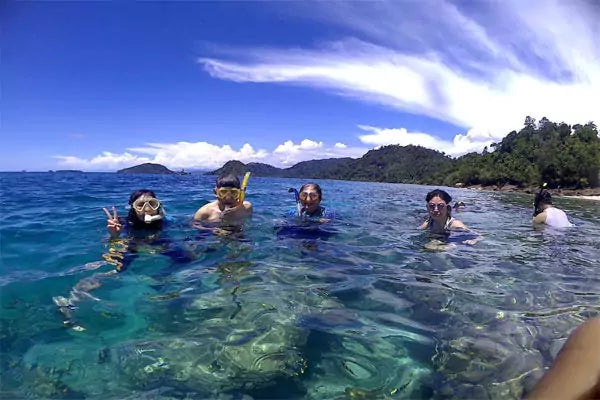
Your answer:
[1,173,599,398]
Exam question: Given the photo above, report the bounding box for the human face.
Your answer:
[216,187,241,206]
[299,188,320,210]
[427,197,448,218]
[132,196,160,218]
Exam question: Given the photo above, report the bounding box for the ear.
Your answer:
[213,187,217,194]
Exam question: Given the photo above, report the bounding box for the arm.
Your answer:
[533,211,547,224]
[451,219,483,245]
[193,204,211,221]
[528,317,600,400]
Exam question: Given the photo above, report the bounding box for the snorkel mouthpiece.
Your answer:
[144,214,163,223]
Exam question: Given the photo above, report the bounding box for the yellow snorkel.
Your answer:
[239,172,251,204]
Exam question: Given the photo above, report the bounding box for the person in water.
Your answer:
[193,174,253,223]
[54,189,192,329]
[103,189,166,237]
[528,316,600,400]
[289,183,334,222]
[532,189,572,227]
[419,189,481,245]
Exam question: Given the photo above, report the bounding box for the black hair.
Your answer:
[425,189,452,221]
[534,189,552,216]
[216,174,241,188]
[127,189,163,229]
[425,189,452,204]
[299,183,322,200]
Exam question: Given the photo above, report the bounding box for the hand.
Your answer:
[102,206,122,236]
[463,238,479,246]
[220,204,241,218]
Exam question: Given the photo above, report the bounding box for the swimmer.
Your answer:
[103,189,166,237]
[193,173,252,223]
[419,189,481,245]
[288,183,334,222]
[532,189,572,228]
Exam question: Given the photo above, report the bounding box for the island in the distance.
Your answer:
[117,163,176,174]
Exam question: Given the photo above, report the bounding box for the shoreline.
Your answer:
[460,184,600,200]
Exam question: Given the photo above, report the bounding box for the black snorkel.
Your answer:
[533,183,547,216]
[288,188,303,217]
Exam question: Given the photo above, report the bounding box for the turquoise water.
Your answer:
[1,172,599,399]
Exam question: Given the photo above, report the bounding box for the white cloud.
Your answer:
[357,125,493,156]
[334,142,347,149]
[54,139,367,171]
[198,0,600,156]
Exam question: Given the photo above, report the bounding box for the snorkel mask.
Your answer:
[131,197,164,223]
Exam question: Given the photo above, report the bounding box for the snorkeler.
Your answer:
[103,189,166,237]
[453,201,466,211]
[532,189,572,228]
[419,189,481,245]
[194,173,252,223]
[288,183,334,222]
[528,316,600,400]
[53,190,193,329]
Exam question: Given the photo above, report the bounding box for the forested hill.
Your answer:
[208,118,600,189]
[208,145,452,183]
[437,118,600,188]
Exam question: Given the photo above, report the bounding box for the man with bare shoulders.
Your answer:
[193,174,252,223]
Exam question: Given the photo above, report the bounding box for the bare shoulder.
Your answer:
[532,211,547,224]
[451,219,468,229]
[194,201,219,221]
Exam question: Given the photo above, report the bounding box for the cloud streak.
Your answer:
[198,0,599,155]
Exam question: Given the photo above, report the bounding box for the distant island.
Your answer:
[54,169,83,173]
[208,117,600,192]
[117,163,176,174]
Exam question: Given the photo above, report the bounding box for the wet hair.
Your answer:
[425,189,452,204]
[127,189,163,229]
[425,189,452,221]
[216,174,241,188]
[299,183,322,201]
[535,189,552,206]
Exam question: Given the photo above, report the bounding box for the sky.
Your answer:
[3,1,599,172]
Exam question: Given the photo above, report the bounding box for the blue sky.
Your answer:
[3,1,599,171]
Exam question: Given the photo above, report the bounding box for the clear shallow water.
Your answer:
[1,172,599,399]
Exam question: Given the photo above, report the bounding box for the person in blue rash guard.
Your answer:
[288,183,335,222]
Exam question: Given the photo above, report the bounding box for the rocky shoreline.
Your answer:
[461,184,600,199]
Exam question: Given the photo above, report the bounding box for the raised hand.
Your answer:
[102,206,122,236]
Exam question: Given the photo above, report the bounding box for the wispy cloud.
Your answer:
[54,139,367,171]
[198,0,600,155]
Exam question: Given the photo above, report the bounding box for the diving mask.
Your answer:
[299,191,319,201]
[132,198,161,212]
[216,187,241,199]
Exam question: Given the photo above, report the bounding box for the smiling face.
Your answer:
[427,195,449,220]
[299,184,322,212]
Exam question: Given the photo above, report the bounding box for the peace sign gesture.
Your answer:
[102,206,122,236]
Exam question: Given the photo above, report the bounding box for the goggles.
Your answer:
[428,202,447,211]
[132,197,161,212]
[299,191,319,201]
[216,187,241,199]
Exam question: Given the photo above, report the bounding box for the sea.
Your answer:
[1,172,599,399]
